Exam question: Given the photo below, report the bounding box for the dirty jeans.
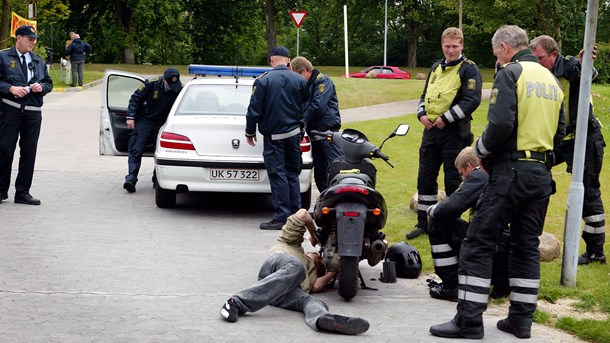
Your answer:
[232,253,329,331]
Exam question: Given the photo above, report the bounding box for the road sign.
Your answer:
[289,11,308,28]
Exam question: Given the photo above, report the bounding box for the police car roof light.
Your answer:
[188,65,271,78]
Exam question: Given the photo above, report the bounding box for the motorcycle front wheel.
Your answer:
[338,256,359,300]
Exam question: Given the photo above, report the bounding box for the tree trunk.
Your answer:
[407,22,418,67]
[123,47,135,64]
[0,0,11,49]
[261,0,276,59]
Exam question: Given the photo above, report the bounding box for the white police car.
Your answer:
[99,65,314,208]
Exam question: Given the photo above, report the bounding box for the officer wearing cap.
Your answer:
[0,25,53,205]
[123,67,182,193]
[245,46,308,230]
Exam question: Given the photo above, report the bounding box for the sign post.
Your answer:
[289,11,308,56]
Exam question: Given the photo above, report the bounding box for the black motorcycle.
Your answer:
[310,124,410,300]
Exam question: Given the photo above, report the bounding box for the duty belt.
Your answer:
[265,127,301,141]
[492,150,552,163]
[2,98,42,112]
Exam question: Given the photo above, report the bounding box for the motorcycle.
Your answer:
[310,124,410,300]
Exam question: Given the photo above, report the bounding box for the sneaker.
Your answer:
[406,226,426,240]
[260,219,285,230]
[0,192,7,204]
[316,314,369,335]
[497,318,531,339]
[123,180,136,193]
[578,252,606,265]
[429,283,458,302]
[220,298,239,322]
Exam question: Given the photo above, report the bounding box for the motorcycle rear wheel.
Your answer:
[338,256,359,300]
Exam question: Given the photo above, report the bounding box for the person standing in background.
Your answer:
[65,33,92,87]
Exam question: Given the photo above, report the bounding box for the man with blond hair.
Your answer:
[407,27,482,240]
[290,56,342,192]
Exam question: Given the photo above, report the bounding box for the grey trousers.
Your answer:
[232,253,330,331]
[71,60,84,86]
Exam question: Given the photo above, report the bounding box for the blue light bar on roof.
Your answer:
[188,65,272,78]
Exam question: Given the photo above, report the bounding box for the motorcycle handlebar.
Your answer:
[372,148,394,168]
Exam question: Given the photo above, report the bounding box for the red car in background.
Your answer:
[348,66,411,79]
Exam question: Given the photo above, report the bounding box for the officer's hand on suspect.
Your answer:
[246,135,257,147]
[419,115,434,130]
[126,119,135,129]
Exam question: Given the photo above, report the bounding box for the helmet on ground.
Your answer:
[385,242,422,279]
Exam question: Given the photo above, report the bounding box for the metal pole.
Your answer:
[297,28,300,56]
[384,0,388,66]
[344,5,349,78]
[459,0,462,30]
[561,0,599,287]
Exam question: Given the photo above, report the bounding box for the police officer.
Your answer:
[0,25,53,205]
[245,46,308,230]
[407,27,482,240]
[123,67,182,193]
[290,56,342,192]
[530,35,606,265]
[426,147,509,302]
[430,25,565,340]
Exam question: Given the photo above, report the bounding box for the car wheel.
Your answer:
[155,185,177,208]
[301,186,312,210]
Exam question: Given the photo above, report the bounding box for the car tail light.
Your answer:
[335,185,369,195]
[300,135,311,153]
[159,132,195,150]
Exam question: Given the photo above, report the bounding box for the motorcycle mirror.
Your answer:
[379,124,410,150]
[394,124,410,136]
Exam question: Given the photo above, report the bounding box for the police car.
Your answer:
[99,65,314,208]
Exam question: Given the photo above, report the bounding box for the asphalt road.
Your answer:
[0,84,580,342]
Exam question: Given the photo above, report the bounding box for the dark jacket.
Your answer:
[551,53,601,137]
[245,65,308,137]
[126,77,181,123]
[428,167,488,221]
[65,39,92,62]
[0,47,53,107]
[303,69,341,132]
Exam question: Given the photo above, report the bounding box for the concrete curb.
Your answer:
[52,79,103,92]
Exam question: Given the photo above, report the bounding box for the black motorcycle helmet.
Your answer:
[385,242,422,279]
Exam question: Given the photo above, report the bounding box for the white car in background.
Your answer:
[99,65,314,208]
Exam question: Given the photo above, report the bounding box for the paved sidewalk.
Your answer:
[0,86,581,342]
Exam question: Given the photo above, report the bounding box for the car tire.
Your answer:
[155,185,177,208]
[301,186,312,210]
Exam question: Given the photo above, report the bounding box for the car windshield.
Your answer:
[175,84,252,115]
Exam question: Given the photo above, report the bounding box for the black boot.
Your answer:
[430,320,484,339]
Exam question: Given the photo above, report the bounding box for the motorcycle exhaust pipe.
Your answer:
[367,239,387,266]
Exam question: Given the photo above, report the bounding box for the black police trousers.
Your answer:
[0,105,42,195]
[555,131,606,255]
[454,160,553,329]
[429,218,510,296]
[416,127,464,230]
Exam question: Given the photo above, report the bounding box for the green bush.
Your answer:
[594,42,610,84]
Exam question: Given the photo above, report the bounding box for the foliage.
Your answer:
[594,42,610,84]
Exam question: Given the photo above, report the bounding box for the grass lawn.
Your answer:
[68,63,609,341]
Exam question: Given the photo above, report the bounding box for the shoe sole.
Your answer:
[14,199,41,205]
[317,316,369,335]
[497,319,531,339]
[429,292,458,302]
[429,327,484,339]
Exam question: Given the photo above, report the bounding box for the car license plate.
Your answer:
[210,169,259,181]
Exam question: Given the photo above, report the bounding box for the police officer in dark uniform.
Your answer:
[245,46,308,230]
[290,56,342,192]
[530,35,606,265]
[407,27,482,240]
[123,67,182,193]
[430,25,566,340]
[0,25,53,205]
[426,147,510,302]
